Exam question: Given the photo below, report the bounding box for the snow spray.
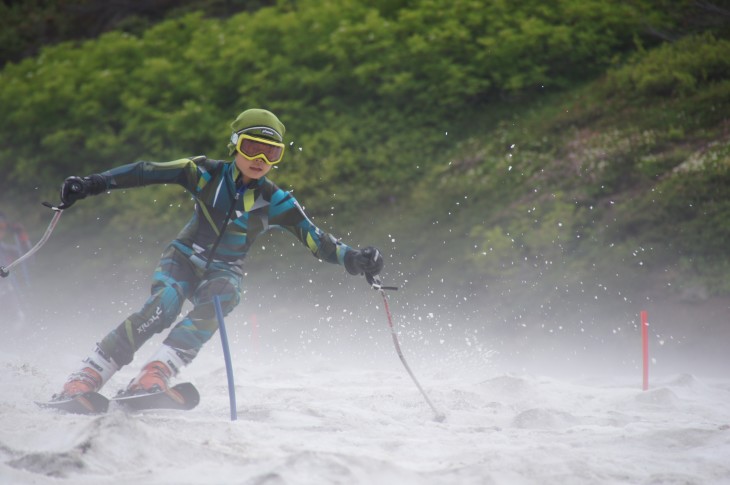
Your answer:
[214,295,237,421]
[366,274,446,422]
[641,310,649,391]
[251,313,259,358]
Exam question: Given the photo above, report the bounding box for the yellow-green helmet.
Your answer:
[227,108,285,156]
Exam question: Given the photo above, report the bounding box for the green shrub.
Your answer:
[608,33,730,98]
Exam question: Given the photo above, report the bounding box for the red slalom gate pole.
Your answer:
[641,310,649,391]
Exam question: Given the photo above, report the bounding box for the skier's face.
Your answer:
[235,151,272,182]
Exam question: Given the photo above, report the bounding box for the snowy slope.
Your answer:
[2,272,730,484]
[1,347,729,485]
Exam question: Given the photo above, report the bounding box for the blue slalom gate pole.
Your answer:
[213,295,237,421]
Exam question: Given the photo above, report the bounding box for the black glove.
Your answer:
[60,174,106,206]
[345,246,384,276]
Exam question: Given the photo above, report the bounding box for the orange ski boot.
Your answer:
[125,361,173,395]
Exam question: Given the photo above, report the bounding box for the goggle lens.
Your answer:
[236,134,284,165]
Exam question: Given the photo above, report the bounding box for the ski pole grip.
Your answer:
[365,273,398,291]
[43,201,72,211]
[0,266,9,278]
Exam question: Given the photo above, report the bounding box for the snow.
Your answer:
[2,341,729,484]
[2,266,730,484]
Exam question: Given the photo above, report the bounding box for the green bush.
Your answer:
[4,0,729,296]
[0,0,668,204]
[608,33,730,97]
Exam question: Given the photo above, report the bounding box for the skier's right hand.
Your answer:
[60,175,106,207]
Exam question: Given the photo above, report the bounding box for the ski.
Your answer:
[112,382,200,412]
[36,391,110,415]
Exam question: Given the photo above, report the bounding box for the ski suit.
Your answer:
[92,156,353,370]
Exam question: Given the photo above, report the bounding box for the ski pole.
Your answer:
[1,202,64,278]
[213,295,238,421]
[366,274,446,422]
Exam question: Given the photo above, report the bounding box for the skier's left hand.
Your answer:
[345,246,384,276]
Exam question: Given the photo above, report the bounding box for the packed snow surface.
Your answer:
[2,273,730,484]
[1,347,729,484]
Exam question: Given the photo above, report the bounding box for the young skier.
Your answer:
[52,108,383,401]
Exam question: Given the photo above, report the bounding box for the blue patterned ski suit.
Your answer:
[94,156,353,368]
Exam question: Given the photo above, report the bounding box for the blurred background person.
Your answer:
[0,210,33,326]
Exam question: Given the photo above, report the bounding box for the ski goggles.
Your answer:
[232,133,285,165]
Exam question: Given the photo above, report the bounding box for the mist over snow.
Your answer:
[2,235,730,484]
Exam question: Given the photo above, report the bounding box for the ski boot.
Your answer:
[123,361,173,395]
[54,344,119,400]
[59,367,103,398]
[118,344,188,397]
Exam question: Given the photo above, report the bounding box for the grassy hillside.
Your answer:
[1,0,728,304]
[393,32,730,301]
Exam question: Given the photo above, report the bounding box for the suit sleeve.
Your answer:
[267,187,352,265]
[97,156,212,193]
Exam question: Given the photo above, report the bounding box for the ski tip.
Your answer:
[172,382,200,410]
[36,392,109,415]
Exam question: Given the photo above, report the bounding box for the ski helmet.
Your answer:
[228,109,285,156]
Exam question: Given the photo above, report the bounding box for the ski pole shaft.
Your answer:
[1,205,63,278]
[368,275,445,422]
[214,295,237,421]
